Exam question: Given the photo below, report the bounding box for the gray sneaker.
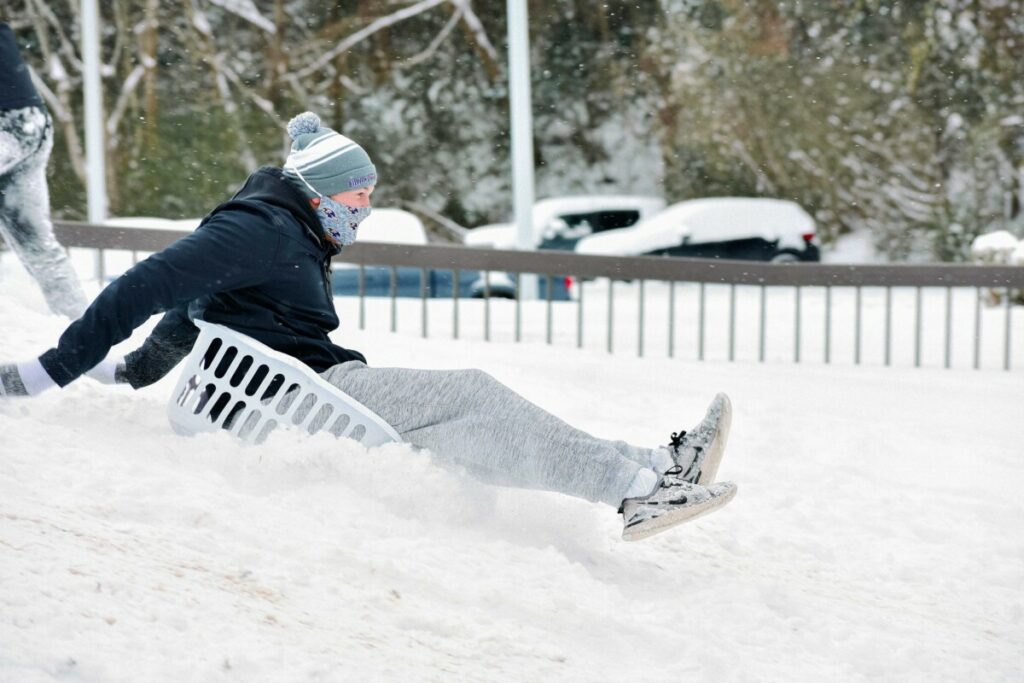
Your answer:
[668,393,732,485]
[620,466,737,542]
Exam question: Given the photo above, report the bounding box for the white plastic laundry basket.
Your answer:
[168,320,401,447]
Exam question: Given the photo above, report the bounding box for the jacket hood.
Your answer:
[231,166,330,251]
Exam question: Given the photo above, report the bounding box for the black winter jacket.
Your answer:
[40,167,366,388]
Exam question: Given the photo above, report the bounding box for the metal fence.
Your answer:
[53,220,1024,371]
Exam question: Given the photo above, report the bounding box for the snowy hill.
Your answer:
[1,260,1022,682]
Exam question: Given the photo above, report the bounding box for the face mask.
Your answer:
[316,194,371,246]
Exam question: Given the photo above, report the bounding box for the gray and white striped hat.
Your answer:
[282,111,377,198]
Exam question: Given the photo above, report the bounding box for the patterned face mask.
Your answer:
[316,194,371,246]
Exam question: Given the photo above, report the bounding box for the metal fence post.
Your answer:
[546,274,554,345]
[420,267,428,338]
[698,282,706,361]
[758,284,766,363]
[389,266,397,333]
[638,279,645,358]
[914,286,923,368]
[944,287,952,369]
[728,284,736,362]
[824,285,832,364]
[484,270,491,342]
[973,287,982,370]
[358,264,366,330]
[1005,294,1013,371]
[794,286,802,364]
[884,287,892,367]
[452,269,459,340]
[607,278,614,354]
[576,276,584,349]
[854,286,862,365]
[668,281,676,359]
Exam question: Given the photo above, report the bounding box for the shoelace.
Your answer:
[669,429,686,451]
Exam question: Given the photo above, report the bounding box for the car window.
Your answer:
[560,210,641,234]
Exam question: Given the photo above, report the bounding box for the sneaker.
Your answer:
[668,393,732,485]
[619,466,737,542]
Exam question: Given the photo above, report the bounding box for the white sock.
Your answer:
[85,358,123,385]
[16,359,58,396]
[623,468,659,500]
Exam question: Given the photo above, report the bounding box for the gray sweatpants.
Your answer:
[320,361,663,507]
[0,106,88,319]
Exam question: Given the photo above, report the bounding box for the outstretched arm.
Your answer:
[78,305,199,389]
[0,208,279,397]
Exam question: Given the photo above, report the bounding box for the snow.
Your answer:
[576,198,816,257]
[971,230,1023,264]
[821,230,881,264]
[356,208,428,246]
[1,255,1023,682]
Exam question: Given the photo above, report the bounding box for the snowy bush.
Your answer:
[970,230,1024,305]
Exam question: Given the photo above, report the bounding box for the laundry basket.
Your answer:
[168,320,401,447]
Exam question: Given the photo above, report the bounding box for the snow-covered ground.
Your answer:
[1,255,1022,682]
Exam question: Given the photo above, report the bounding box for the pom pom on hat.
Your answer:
[287,111,321,140]
[283,111,377,197]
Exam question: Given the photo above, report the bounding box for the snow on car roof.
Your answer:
[357,208,428,245]
[576,197,815,256]
[463,195,667,249]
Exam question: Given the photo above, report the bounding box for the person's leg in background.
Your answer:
[0,107,88,319]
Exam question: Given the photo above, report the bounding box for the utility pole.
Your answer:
[507,0,536,299]
[81,0,108,226]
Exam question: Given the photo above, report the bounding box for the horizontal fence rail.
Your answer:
[52,221,1024,371]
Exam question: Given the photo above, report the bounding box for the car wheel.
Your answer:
[770,250,802,263]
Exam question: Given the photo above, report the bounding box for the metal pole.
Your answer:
[944,287,952,369]
[484,270,491,342]
[854,286,862,365]
[452,269,459,339]
[514,272,521,342]
[607,279,614,354]
[914,286,922,368]
[638,279,645,358]
[668,281,676,358]
[576,276,584,349]
[728,284,736,362]
[1005,293,1013,371]
[884,287,892,367]
[758,285,766,363]
[359,264,366,329]
[81,0,108,280]
[389,266,397,333]
[973,287,982,370]
[824,285,832,364]
[507,0,537,300]
[794,287,802,363]
[420,267,428,338]
[546,274,553,344]
[698,282,706,361]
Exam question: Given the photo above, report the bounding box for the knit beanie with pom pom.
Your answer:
[282,112,377,198]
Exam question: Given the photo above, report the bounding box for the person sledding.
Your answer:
[0,112,737,540]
